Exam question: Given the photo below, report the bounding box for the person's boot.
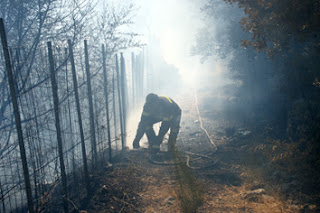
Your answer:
[150,144,160,154]
[133,139,140,149]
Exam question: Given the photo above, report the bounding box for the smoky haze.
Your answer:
[1,0,319,211]
[132,0,227,87]
[124,0,232,148]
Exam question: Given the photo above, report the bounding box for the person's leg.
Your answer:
[145,127,159,153]
[145,127,156,145]
[168,112,181,154]
[157,121,170,145]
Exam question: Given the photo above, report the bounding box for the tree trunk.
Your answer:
[115,54,125,149]
[102,45,112,162]
[112,70,118,152]
[65,47,77,185]
[0,181,6,213]
[131,52,135,106]
[47,41,68,213]
[0,18,35,213]
[68,39,90,192]
[84,40,97,165]
[120,53,127,146]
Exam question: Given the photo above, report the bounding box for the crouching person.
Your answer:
[132,93,181,154]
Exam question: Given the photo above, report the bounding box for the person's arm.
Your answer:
[133,119,146,143]
[133,105,151,145]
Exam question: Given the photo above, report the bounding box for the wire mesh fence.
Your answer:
[0,30,143,211]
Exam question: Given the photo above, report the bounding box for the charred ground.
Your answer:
[73,88,319,213]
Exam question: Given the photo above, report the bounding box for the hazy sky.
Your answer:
[132,0,224,87]
[103,0,227,88]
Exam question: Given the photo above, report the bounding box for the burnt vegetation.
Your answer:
[192,0,320,211]
[0,0,320,212]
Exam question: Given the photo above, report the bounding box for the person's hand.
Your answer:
[133,139,140,149]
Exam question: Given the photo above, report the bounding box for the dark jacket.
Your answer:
[134,96,181,143]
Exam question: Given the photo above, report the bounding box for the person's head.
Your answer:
[146,93,159,104]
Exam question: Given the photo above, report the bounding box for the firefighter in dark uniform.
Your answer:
[133,93,181,153]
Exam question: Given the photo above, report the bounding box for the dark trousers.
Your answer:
[168,112,181,144]
[145,111,181,148]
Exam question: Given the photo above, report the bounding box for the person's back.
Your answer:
[141,95,180,124]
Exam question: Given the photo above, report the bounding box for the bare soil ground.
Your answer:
[80,88,319,213]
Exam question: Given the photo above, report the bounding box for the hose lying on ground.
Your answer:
[194,89,218,151]
[148,150,218,169]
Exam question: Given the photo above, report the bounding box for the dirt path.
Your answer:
[83,88,301,212]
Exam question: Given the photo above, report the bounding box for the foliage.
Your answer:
[224,0,320,57]
[193,0,285,122]
[196,0,320,140]
[95,3,142,54]
[222,0,320,102]
[191,0,248,61]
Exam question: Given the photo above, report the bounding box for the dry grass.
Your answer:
[172,150,204,213]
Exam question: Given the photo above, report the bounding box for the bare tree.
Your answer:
[0,0,143,211]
